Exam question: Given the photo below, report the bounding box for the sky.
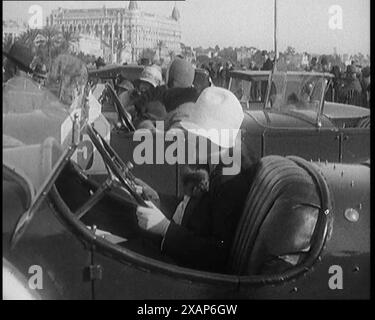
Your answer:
[2,0,370,55]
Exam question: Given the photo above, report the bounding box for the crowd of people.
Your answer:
[303,55,370,108]
[195,53,371,109]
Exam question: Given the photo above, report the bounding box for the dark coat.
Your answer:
[361,81,370,108]
[162,163,255,273]
[261,58,274,71]
[134,85,199,123]
[339,78,362,107]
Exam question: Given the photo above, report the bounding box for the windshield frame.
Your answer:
[264,71,334,128]
[228,70,271,108]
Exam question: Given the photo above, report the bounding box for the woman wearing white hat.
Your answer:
[136,87,256,272]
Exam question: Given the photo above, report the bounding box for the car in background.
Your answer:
[225,70,370,161]
[228,70,370,127]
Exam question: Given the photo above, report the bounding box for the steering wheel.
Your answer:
[89,123,147,197]
[104,83,136,132]
[69,123,150,221]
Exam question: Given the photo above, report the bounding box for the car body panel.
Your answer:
[323,102,370,128]
[3,166,92,300]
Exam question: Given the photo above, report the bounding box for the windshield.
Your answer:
[229,77,267,107]
[3,75,69,115]
[267,72,327,115]
[3,75,73,147]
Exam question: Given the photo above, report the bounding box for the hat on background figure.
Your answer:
[3,42,34,74]
[320,55,328,66]
[166,57,195,88]
[138,65,163,87]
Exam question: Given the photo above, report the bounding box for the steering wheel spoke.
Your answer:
[105,83,135,132]
[75,178,113,219]
[86,123,149,207]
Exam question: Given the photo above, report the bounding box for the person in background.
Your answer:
[216,62,224,87]
[360,66,370,108]
[261,55,273,71]
[192,68,212,96]
[118,79,135,97]
[117,79,136,115]
[48,53,88,106]
[319,55,331,73]
[95,57,105,69]
[339,65,362,106]
[3,42,42,83]
[3,42,50,113]
[260,54,273,99]
[329,65,343,102]
[135,65,163,94]
[224,62,233,88]
[249,61,258,71]
[306,57,318,72]
[319,56,333,101]
[208,61,216,82]
[134,57,199,129]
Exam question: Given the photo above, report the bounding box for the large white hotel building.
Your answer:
[47,1,182,62]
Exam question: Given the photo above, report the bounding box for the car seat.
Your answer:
[227,155,321,275]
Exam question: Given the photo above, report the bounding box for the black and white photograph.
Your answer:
[2,0,370,302]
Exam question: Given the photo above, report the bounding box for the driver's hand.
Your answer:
[135,185,143,195]
[134,178,161,207]
[136,201,170,237]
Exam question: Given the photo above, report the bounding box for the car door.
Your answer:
[3,170,93,300]
[259,108,340,162]
[263,127,340,162]
[339,128,370,163]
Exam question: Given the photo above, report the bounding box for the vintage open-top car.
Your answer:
[3,75,370,299]
[227,70,370,160]
[228,69,370,127]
